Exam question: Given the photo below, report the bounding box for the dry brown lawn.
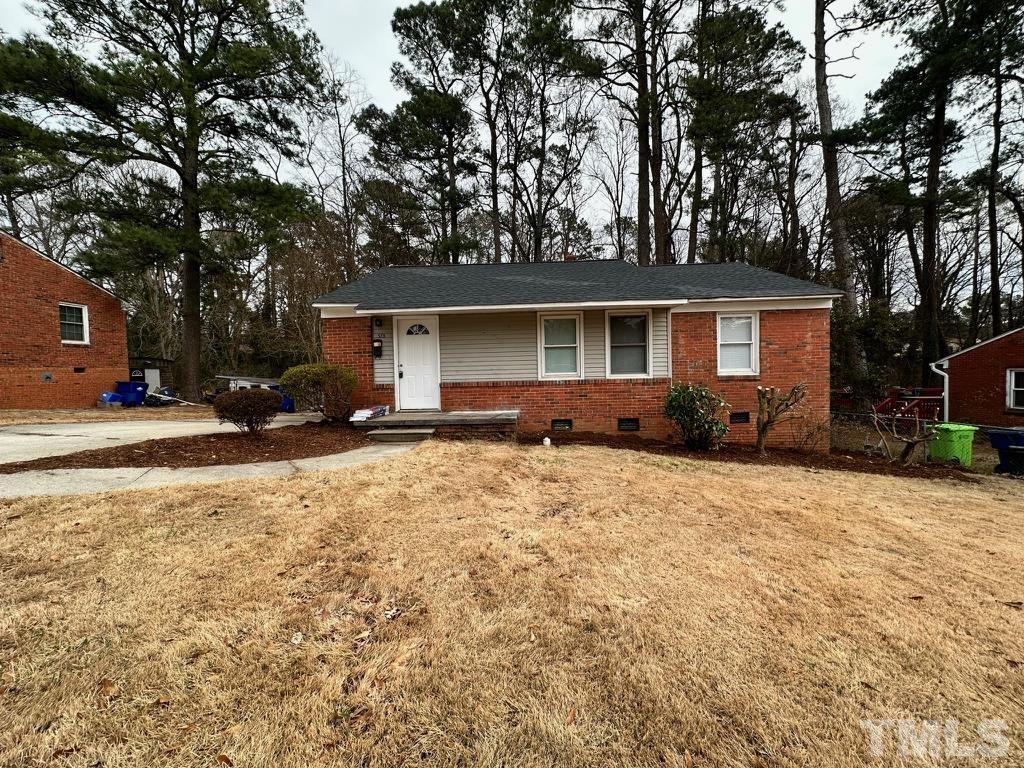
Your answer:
[0,406,216,426]
[1,441,1022,767]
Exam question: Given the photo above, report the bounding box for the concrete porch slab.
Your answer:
[354,409,519,429]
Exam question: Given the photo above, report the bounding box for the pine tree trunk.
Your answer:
[920,83,948,385]
[686,0,707,265]
[649,39,669,264]
[533,88,548,263]
[988,40,1003,335]
[179,121,203,402]
[481,74,502,264]
[784,111,801,276]
[3,193,20,240]
[447,140,459,265]
[489,116,501,264]
[687,147,702,263]
[634,1,651,266]
[969,206,981,345]
[814,0,859,373]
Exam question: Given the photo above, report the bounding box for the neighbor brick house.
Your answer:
[0,231,128,409]
[934,327,1024,427]
[316,260,839,450]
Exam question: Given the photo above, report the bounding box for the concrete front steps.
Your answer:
[366,428,436,443]
[357,410,520,443]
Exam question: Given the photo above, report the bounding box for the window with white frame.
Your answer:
[539,313,582,378]
[717,313,758,375]
[607,311,650,377]
[1009,369,1024,410]
[59,303,89,344]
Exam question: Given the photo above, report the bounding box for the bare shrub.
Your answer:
[214,389,282,436]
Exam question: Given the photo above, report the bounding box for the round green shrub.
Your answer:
[279,363,358,419]
[664,383,730,451]
[213,388,283,436]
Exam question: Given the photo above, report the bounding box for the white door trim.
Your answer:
[394,314,441,410]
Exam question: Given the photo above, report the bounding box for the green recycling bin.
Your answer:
[930,423,978,467]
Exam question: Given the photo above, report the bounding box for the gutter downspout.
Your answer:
[930,361,949,422]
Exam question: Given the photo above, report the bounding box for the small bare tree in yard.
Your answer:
[872,412,937,466]
[756,383,807,454]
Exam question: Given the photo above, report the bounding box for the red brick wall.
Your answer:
[946,330,1024,427]
[441,378,673,438]
[321,316,380,409]
[0,233,128,409]
[671,309,831,450]
[321,307,832,451]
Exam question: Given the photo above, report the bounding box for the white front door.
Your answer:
[397,316,440,410]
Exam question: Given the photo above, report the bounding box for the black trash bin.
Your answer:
[988,428,1024,473]
[1006,446,1024,476]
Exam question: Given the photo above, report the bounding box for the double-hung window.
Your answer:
[1008,369,1024,410]
[539,313,582,379]
[606,311,650,377]
[59,303,89,344]
[717,313,759,375]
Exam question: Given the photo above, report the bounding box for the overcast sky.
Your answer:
[0,0,900,118]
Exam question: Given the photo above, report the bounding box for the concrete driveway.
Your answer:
[0,443,411,498]
[0,413,317,464]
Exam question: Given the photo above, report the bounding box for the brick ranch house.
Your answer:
[0,231,128,409]
[933,326,1024,427]
[316,260,840,449]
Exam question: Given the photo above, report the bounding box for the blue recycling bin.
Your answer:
[269,384,295,413]
[987,428,1024,473]
[114,380,149,407]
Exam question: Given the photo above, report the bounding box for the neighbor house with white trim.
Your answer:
[933,326,1024,428]
[315,260,839,448]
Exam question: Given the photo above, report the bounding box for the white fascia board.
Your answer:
[318,305,359,318]
[672,296,834,313]
[351,299,689,315]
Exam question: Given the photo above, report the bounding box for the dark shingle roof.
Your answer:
[314,260,840,310]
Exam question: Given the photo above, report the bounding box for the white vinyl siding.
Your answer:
[373,318,394,385]
[651,309,669,378]
[375,307,670,384]
[583,311,605,377]
[441,312,538,381]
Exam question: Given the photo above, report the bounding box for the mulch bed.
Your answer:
[0,422,373,473]
[2,419,979,483]
[513,431,981,482]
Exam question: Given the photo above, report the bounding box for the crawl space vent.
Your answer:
[617,418,640,432]
[551,418,573,432]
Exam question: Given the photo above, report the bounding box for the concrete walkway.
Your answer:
[0,413,317,464]
[0,443,413,499]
